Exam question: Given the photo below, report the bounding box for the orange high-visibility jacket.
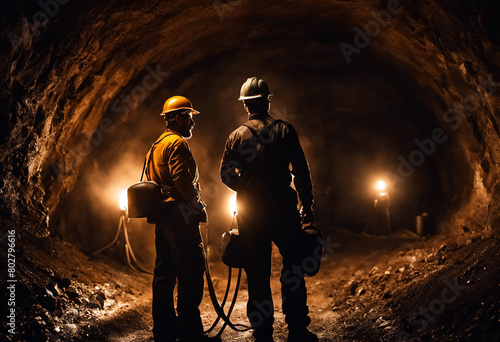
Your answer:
[146,130,204,210]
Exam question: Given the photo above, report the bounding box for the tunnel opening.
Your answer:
[1,0,500,341]
[44,5,477,252]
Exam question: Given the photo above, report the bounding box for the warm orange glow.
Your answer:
[119,189,128,211]
[229,192,238,216]
[376,180,387,192]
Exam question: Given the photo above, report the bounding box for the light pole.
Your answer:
[374,180,391,234]
[92,189,152,274]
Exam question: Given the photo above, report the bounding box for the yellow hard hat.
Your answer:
[160,96,200,116]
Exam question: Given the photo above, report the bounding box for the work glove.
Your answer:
[198,207,208,223]
[300,205,314,225]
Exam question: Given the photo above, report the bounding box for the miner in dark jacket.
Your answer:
[220,78,317,342]
[146,96,220,342]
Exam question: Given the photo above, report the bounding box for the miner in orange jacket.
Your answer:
[145,96,220,342]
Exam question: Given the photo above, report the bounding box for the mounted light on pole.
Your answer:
[229,192,238,217]
[374,179,391,234]
[119,189,128,212]
[92,187,152,275]
[376,180,387,196]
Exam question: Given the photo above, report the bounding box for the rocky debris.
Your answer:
[334,233,500,341]
[2,256,148,341]
[38,288,57,312]
[47,283,61,296]
[55,276,72,289]
[375,317,392,329]
[66,290,80,301]
[88,297,103,309]
[4,225,499,342]
[96,291,107,301]
[459,61,476,76]
[348,281,358,295]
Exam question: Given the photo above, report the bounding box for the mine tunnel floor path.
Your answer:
[13,227,500,342]
[80,228,413,342]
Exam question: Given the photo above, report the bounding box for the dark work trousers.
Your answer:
[237,187,310,338]
[152,202,205,341]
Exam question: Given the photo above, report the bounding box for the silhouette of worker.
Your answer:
[146,96,220,342]
[220,78,318,342]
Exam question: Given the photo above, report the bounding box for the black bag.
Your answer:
[221,229,246,268]
[301,224,323,277]
[127,181,163,218]
[126,133,174,221]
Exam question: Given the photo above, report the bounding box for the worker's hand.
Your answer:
[198,207,208,223]
[300,205,314,225]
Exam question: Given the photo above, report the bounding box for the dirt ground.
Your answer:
[2,226,500,342]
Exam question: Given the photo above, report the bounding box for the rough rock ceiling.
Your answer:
[1,0,499,250]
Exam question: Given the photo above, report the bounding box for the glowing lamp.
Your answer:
[373,179,392,234]
[376,180,387,192]
[229,193,238,216]
[119,189,128,211]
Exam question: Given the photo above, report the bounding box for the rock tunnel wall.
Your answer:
[1,0,500,251]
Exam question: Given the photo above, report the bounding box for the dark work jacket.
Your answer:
[220,114,313,211]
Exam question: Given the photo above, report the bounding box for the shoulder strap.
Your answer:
[240,119,284,177]
[242,118,284,152]
[243,118,283,136]
[242,122,258,136]
[140,133,174,182]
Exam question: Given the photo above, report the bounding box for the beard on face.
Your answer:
[180,127,193,139]
[167,117,193,139]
